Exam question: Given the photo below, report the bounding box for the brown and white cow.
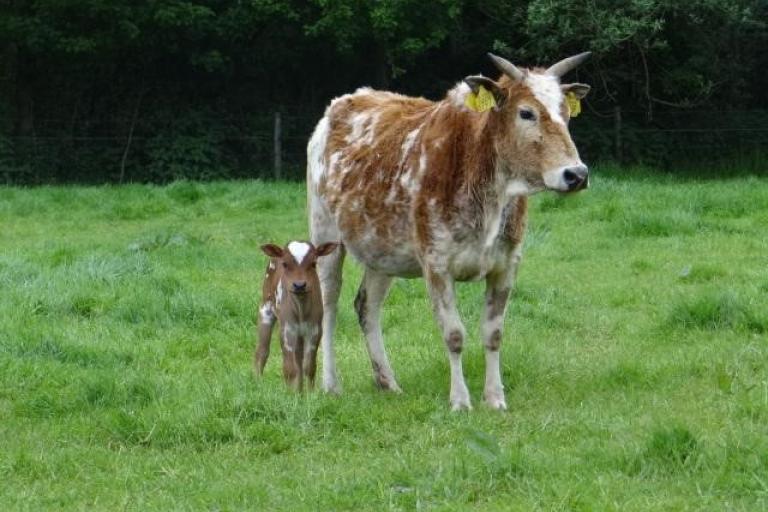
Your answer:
[307,52,591,410]
[256,241,338,391]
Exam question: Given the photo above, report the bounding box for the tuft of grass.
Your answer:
[636,426,701,474]
[669,291,766,333]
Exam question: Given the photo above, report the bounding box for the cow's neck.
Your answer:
[427,105,522,248]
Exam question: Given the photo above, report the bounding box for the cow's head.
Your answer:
[463,52,591,194]
[261,241,338,301]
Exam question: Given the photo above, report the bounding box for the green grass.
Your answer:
[1,168,767,510]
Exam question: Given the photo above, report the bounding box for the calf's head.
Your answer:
[261,241,339,301]
[463,52,592,194]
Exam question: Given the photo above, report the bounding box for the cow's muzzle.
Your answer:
[562,165,589,192]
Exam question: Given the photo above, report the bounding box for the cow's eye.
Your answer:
[519,109,536,121]
[282,262,288,269]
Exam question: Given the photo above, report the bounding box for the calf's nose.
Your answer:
[563,165,589,191]
[292,281,307,293]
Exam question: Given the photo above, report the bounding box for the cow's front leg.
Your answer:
[425,269,471,411]
[482,271,514,410]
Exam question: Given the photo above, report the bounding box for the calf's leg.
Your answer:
[254,301,276,375]
[303,330,321,390]
[281,332,304,392]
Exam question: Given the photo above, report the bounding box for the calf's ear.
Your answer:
[315,242,339,257]
[261,244,284,258]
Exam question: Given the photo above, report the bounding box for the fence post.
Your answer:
[273,111,282,180]
[613,105,622,163]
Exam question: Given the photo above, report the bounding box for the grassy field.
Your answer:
[1,167,767,510]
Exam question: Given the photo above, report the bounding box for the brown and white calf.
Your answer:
[256,241,338,391]
[308,52,591,409]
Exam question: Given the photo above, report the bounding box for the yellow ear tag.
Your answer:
[465,85,497,112]
[566,92,581,118]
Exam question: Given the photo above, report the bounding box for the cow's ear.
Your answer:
[314,242,339,257]
[463,76,506,110]
[562,83,590,99]
[261,244,284,258]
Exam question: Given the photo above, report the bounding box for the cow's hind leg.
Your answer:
[315,243,345,394]
[355,269,400,392]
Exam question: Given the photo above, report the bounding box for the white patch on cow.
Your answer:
[505,179,531,197]
[385,186,399,205]
[364,113,380,145]
[483,208,504,249]
[346,112,369,144]
[308,117,330,185]
[448,81,472,110]
[287,241,311,264]
[276,281,283,305]
[398,166,415,193]
[526,73,565,125]
[259,302,275,324]
[268,262,276,270]
[399,128,421,167]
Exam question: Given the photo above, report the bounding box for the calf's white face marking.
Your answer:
[287,241,311,264]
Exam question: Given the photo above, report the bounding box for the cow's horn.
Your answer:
[487,53,524,82]
[546,52,592,78]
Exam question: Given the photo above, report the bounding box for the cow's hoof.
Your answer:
[450,395,473,412]
[322,380,342,395]
[483,395,507,411]
[375,374,402,393]
[483,388,507,410]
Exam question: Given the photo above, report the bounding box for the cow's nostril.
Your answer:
[292,281,307,292]
[563,165,588,190]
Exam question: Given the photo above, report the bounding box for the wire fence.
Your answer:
[2,108,766,184]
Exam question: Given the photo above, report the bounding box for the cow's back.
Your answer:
[309,88,435,276]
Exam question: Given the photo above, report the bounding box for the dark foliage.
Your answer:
[0,0,766,183]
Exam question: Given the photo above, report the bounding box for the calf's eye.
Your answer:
[519,109,535,121]
[282,262,288,269]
